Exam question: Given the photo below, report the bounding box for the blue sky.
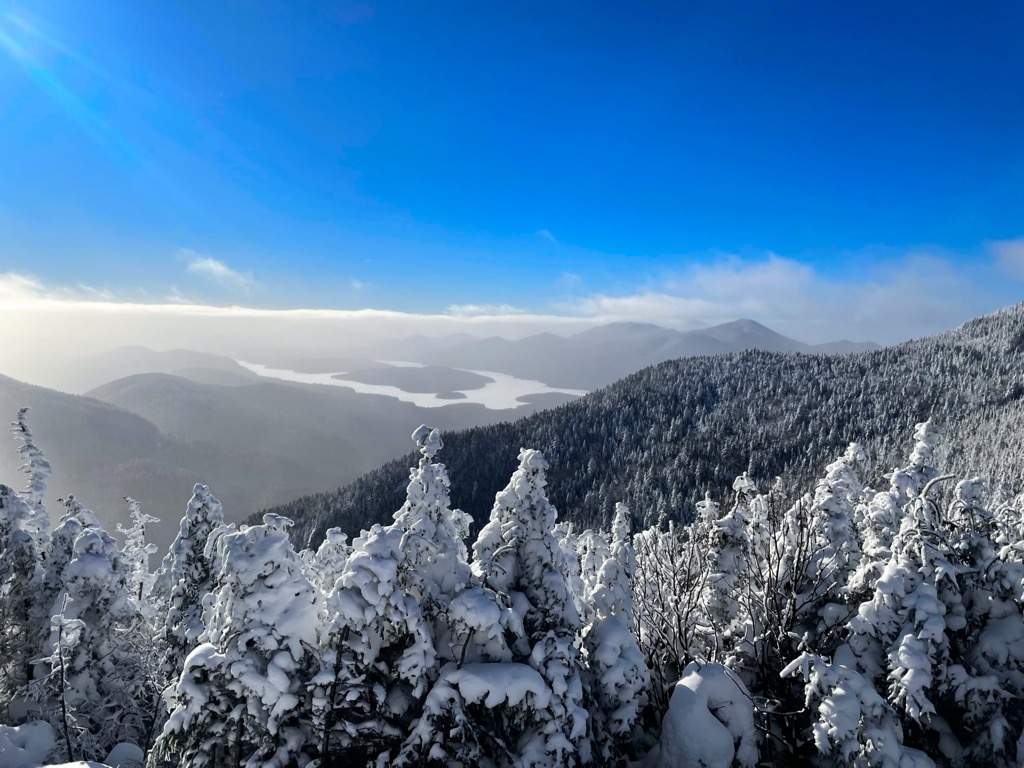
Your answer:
[0,0,1022,340]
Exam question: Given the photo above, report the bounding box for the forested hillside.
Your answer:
[269,303,1024,548]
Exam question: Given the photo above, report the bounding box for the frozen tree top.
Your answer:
[412,424,443,460]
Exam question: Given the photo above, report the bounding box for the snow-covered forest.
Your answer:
[2,398,1024,766]
[272,303,1024,549]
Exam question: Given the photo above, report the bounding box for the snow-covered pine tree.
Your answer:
[153,483,226,684]
[117,496,159,604]
[847,440,955,713]
[30,524,152,763]
[154,514,320,768]
[575,527,611,626]
[471,448,591,767]
[315,426,471,765]
[782,651,920,768]
[699,476,755,662]
[390,425,473,662]
[584,503,649,764]
[11,407,52,542]
[36,496,102,653]
[0,484,43,711]
[314,523,433,763]
[805,444,867,612]
[302,526,350,595]
[555,523,591,626]
[786,423,1023,766]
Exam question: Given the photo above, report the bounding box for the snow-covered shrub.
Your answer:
[632,518,709,715]
[782,651,919,767]
[394,662,552,768]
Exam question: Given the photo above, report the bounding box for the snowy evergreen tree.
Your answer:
[782,651,921,768]
[154,514,320,768]
[117,496,159,605]
[471,448,591,766]
[584,503,649,764]
[0,484,43,711]
[36,496,102,653]
[699,477,755,662]
[315,426,471,765]
[11,407,51,542]
[314,522,433,763]
[390,425,474,661]
[153,483,226,684]
[393,661,553,768]
[29,525,151,762]
[302,526,350,595]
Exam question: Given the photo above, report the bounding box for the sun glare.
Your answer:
[0,9,139,160]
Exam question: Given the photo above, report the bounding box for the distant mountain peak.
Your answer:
[714,318,771,330]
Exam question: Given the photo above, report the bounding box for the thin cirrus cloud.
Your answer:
[182,250,256,294]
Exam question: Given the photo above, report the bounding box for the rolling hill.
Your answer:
[0,371,542,548]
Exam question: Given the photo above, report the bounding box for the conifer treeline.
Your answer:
[3,409,1024,766]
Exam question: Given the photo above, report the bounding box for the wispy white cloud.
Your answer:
[181,249,256,293]
[0,271,564,326]
[556,251,1005,343]
[537,229,558,244]
[990,237,1024,280]
[349,278,367,291]
[0,272,116,303]
[0,272,46,301]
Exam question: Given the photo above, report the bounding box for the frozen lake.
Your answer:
[236,360,587,410]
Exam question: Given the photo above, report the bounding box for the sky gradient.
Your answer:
[0,0,1022,343]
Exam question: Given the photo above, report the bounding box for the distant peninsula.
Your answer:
[332,365,491,394]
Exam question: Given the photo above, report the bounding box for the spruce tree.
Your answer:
[154,484,226,684]
[154,515,320,768]
[0,484,43,711]
[31,525,151,762]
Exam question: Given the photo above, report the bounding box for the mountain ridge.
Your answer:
[264,303,1022,549]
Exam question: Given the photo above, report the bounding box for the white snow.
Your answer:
[445,662,552,708]
[235,360,587,410]
[0,722,55,768]
[102,743,143,768]
[656,662,758,768]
